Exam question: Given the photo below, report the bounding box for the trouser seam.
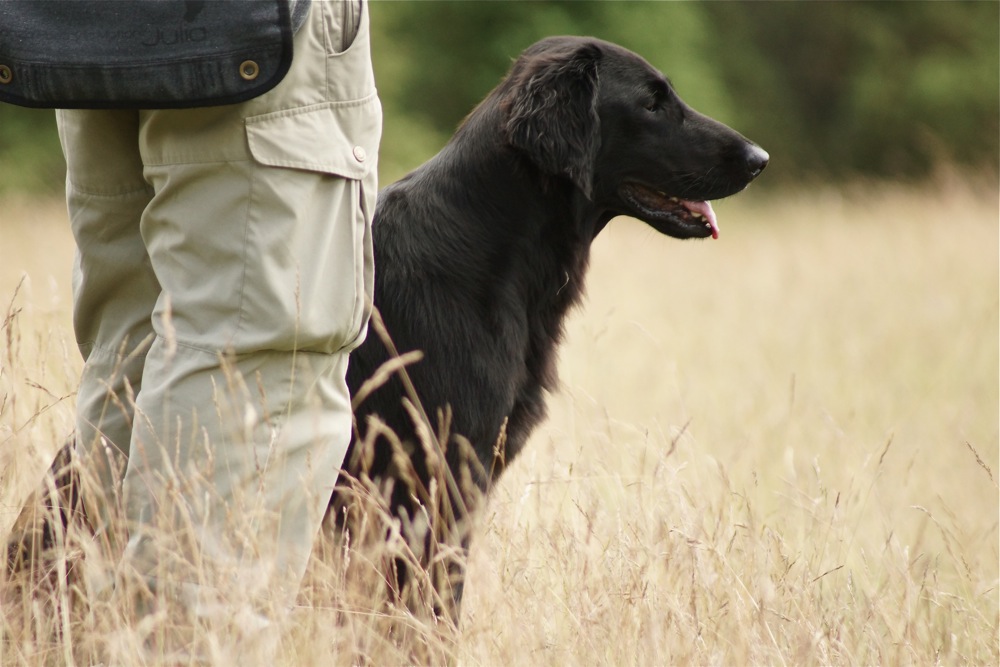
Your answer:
[69,183,153,198]
[233,159,254,345]
[82,328,347,362]
[149,333,343,359]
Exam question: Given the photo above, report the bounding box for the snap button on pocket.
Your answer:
[247,97,381,179]
[0,65,12,84]
[239,60,260,81]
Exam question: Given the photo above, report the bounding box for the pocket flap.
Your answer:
[246,94,381,179]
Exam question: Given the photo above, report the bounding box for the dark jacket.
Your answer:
[0,0,311,109]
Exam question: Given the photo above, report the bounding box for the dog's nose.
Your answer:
[744,144,769,179]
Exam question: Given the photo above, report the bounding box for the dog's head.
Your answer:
[501,36,768,239]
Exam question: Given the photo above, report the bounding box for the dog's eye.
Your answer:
[643,86,668,113]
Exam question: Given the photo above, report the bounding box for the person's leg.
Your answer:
[57,108,156,544]
[116,0,380,651]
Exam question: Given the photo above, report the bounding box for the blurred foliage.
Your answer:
[369,0,999,184]
[701,1,1000,179]
[1,1,997,195]
[0,107,64,195]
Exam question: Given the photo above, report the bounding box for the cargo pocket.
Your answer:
[244,94,381,354]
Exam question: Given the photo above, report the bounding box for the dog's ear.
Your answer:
[501,42,601,198]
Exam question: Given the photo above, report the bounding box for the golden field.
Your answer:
[1,177,997,665]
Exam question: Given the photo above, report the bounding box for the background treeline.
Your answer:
[1,1,997,194]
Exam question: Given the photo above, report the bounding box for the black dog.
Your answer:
[332,36,767,618]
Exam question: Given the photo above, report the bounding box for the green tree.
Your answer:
[702,0,999,179]
[1,1,997,195]
[0,107,63,195]
[370,1,722,180]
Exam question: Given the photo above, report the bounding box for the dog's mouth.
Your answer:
[618,183,720,240]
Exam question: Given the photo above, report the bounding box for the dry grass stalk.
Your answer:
[2,178,997,664]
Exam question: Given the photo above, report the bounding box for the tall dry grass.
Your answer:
[1,176,997,665]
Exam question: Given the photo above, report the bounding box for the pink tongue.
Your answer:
[681,199,719,239]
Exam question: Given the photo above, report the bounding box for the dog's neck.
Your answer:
[445,104,604,239]
[429,106,601,303]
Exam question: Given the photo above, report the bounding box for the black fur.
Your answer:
[332,36,767,617]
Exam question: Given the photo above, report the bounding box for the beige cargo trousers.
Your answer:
[57,0,380,630]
